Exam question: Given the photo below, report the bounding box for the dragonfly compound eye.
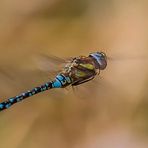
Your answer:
[89,52,107,70]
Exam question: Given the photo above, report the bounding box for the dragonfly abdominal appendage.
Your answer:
[0,51,107,111]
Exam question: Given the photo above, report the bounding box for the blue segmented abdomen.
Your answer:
[52,74,72,88]
[0,74,72,111]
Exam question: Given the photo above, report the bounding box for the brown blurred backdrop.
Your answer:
[0,0,148,148]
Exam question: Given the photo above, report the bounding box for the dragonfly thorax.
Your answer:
[61,56,98,86]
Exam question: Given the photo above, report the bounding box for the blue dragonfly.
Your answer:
[0,52,107,111]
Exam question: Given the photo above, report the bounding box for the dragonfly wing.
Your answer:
[70,76,101,99]
[0,54,72,98]
[33,53,72,73]
[70,74,119,100]
[108,55,148,61]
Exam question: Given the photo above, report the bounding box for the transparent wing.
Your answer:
[0,54,72,98]
[33,54,70,73]
[66,75,110,100]
[107,54,148,62]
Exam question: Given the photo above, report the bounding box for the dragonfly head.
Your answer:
[89,52,107,70]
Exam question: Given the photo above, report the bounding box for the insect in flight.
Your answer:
[0,51,107,111]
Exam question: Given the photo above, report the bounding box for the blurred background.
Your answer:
[0,0,148,147]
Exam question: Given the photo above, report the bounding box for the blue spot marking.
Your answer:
[45,83,49,87]
[6,103,11,108]
[17,98,20,102]
[56,75,66,85]
[9,98,14,103]
[27,91,32,96]
[32,91,35,94]
[42,87,46,91]
[0,104,4,109]
[52,79,62,88]
[56,75,64,81]
[34,88,38,91]
[19,96,23,100]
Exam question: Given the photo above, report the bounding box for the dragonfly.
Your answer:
[0,51,107,111]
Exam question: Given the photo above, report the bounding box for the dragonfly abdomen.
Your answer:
[0,74,72,111]
[52,74,72,88]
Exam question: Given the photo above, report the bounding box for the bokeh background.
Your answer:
[0,0,148,148]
